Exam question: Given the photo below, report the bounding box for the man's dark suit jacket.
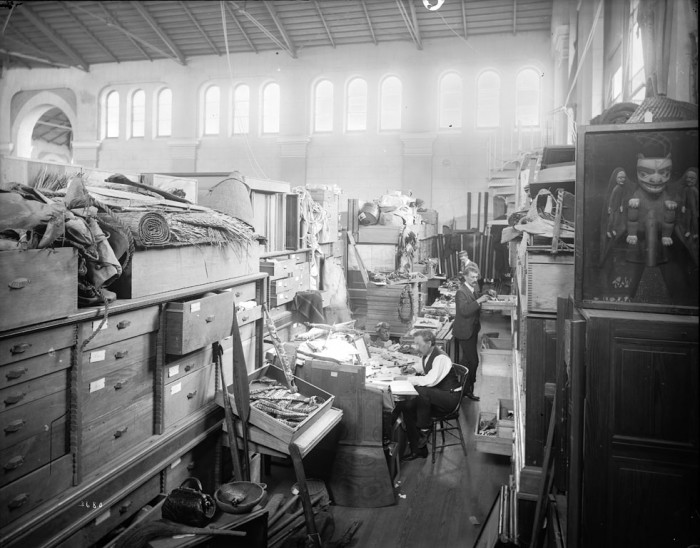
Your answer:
[452,282,481,340]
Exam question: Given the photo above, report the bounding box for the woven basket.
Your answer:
[627,95,698,123]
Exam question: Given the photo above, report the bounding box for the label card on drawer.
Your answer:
[89,350,106,363]
[94,509,111,525]
[190,302,201,313]
[170,382,182,395]
[170,458,181,469]
[168,365,180,378]
[90,378,106,393]
[92,320,108,332]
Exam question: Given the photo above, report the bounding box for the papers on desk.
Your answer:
[389,380,418,396]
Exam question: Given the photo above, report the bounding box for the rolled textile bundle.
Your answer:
[118,211,171,247]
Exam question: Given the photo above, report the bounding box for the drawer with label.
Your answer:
[82,333,156,380]
[164,346,214,385]
[0,369,68,412]
[163,363,216,429]
[1,389,68,448]
[80,306,159,351]
[166,291,235,355]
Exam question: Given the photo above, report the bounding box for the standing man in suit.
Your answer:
[453,265,492,401]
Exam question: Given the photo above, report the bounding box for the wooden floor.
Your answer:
[267,312,513,548]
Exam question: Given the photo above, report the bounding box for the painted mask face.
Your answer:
[637,155,672,195]
[616,171,627,185]
[686,171,697,186]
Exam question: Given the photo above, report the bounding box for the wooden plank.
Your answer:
[346,233,369,288]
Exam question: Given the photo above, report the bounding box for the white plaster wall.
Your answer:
[0,33,553,224]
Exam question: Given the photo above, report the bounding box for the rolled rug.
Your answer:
[118,210,171,247]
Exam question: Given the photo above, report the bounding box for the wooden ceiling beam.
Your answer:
[262,1,297,58]
[407,0,422,48]
[0,47,71,69]
[513,0,517,35]
[395,0,422,50]
[224,2,258,54]
[93,2,151,61]
[461,0,468,39]
[59,1,119,64]
[359,0,378,45]
[229,1,292,57]
[313,0,335,49]
[36,120,73,131]
[179,1,220,56]
[19,3,88,71]
[132,2,187,65]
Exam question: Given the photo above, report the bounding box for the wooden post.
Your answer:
[484,191,489,233]
[476,192,482,232]
[467,192,472,230]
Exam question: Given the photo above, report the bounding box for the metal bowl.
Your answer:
[214,481,266,514]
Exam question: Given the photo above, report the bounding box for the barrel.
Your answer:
[358,201,380,225]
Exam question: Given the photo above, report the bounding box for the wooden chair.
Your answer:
[429,364,469,463]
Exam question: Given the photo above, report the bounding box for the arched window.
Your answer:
[203,85,220,135]
[233,84,250,134]
[157,88,172,137]
[476,71,500,128]
[105,90,119,138]
[262,82,280,134]
[313,80,334,133]
[379,76,402,131]
[515,69,540,127]
[131,89,145,138]
[346,78,367,131]
[439,72,462,129]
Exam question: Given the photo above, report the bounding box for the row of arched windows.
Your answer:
[101,68,540,140]
[103,88,171,139]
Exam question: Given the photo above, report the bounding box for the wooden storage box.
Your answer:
[357,225,401,244]
[481,294,516,312]
[165,290,235,355]
[526,252,574,314]
[0,248,77,332]
[112,242,260,299]
[163,363,217,429]
[474,411,512,456]
[260,258,296,280]
[497,398,515,439]
[223,363,334,445]
[164,346,214,384]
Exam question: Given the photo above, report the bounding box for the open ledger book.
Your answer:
[389,380,418,396]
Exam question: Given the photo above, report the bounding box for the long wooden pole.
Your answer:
[467,192,472,230]
[476,192,482,234]
[484,191,489,233]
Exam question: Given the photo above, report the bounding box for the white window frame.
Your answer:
[438,72,463,130]
[476,70,501,128]
[346,77,367,132]
[262,82,280,135]
[203,85,221,136]
[130,89,145,138]
[379,75,402,131]
[156,87,172,137]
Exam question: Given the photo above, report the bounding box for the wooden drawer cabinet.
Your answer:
[163,433,218,494]
[237,304,262,326]
[165,291,234,355]
[81,394,154,475]
[80,306,159,351]
[271,276,299,295]
[164,346,214,384]
[260,258,296,280]
[231,281,257,303]
[164,364,216,429]
[1,369,68,412]
[56,475,161,548]
[0,325,74,371]
[1,389,68,447]
[0,417,67,487]
[0,249,77,332]
[0,453,72,527]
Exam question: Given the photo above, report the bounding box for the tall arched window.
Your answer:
[262,82,280,134]
[313,80,334,133]
[476,71,500,128]
[131,89,145,138]
[105,90,119,138]
[439,72,462,129]
[346,78,367,131]
[233,84,250,134]
[515,69,540,127]
[379,76,402,131]
[157,88,172,137]
[203,85,220,135]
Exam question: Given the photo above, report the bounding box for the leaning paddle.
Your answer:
[214,342,244,482]
[229,310,251,481]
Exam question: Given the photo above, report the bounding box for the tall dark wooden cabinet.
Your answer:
[577,309,698,547]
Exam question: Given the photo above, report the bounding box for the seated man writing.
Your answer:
[396,329,463,461]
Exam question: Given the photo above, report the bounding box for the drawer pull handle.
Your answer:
[114,351,128,359]
[4,456,25,471]
[117,320,131,330]
[8,278,30,289]
[4,393,25,406]
[205,315,215,323]
[186,462,195,471]
[187,390,197,399]
[4,420,25,434]
[235,291,242,297]
[184,365,192,372]
[10,343,31,355]
[114,380,129,390]
[8,493,29,509]
[114,427,129,438]
[6,368,28,380]
[119,500,133,514]
[241,316,249,322]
